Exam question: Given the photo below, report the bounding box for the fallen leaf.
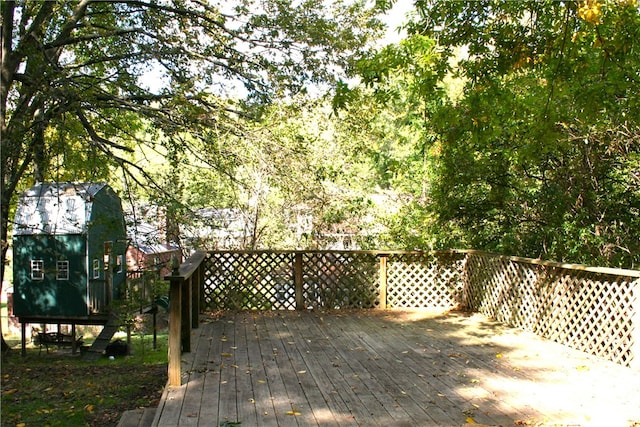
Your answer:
[221,352,233,357]
[465,416,476,423]
[84,404,94,413]
[496,353,503,358]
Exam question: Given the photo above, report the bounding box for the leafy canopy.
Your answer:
[341,0,640,267]
[0,0,384,291]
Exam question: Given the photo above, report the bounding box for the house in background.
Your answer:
[126,219,181,277]
[12,182,127,353]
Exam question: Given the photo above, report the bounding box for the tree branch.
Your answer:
[75,107,135,153]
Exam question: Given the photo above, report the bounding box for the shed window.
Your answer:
[103,241,112,266]
[56,261,69,280]
[31,260,44,280]
[93,259,100,279]
[116,254,123,273]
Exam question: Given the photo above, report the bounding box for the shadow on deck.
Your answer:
[152,309,640,427]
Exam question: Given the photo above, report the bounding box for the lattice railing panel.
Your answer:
[464,252,639,368]
[386,252,466,309]
[301,252,380,309]
[203,252,296,310]
[190,249,640,369]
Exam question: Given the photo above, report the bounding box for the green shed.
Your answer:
[13,182,127,321]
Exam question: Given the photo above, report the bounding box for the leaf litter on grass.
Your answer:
[1,353,167,427]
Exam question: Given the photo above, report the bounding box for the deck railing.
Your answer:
[165,249,640,385]
[462,250,640,369]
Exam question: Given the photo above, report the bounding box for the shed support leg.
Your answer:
[21,322,26,357]
[153,309,158,351]
[72,324,77,354]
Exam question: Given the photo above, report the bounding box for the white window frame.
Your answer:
[103,241,112,266]
[93,259,100,279]
[31,260,44,280]
[116,254,124,273]
[56,260,69,280]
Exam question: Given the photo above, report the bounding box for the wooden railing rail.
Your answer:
[165,249,640,385]
[164,250,207,386]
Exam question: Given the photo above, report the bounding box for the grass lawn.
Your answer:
[1,334,168,427]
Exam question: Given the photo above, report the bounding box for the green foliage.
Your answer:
[339,0,640,268]
[0,0,385,285]
[414,0,640,267]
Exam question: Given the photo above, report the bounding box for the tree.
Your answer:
[0,0,384,350]
[333,34,451,249]
[144,95,385,251]
[344,0,640,267]
[412,0,640,267]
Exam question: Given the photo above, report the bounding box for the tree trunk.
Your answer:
[1,190,12,354]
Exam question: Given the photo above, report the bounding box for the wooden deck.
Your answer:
[152,310,640,427]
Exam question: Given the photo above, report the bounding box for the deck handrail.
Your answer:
[456,248,640,277]
[164,249,640,385]
[164,250,207,386]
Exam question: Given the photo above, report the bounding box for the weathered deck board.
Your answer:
[153,310,640,427]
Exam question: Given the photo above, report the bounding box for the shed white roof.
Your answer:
[13,182,107,235]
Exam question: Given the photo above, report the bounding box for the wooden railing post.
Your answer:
[164,251,208,387]
[182,277,192,353]
[632,279,640,371]
[378,254,388,310]
[168,275,182,386]
[192,265,201,329]
[294,252,304,310]
[200,264,206,319]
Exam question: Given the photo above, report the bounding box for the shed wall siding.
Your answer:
[13,234,88,317]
